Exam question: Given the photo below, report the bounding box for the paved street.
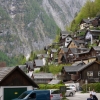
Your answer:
[67,92,100,100]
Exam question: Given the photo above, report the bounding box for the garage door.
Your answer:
[4,87,27,100]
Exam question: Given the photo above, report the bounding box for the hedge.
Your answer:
[82,83,100,93]
[39,84,65,89]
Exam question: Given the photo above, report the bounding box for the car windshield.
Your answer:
[18,92,29,99]
[51,90,60,94]
[66,88,72,90]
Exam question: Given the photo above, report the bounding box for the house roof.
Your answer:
[74,50,89,55]
[67,40,85,48]
[35,59,44,67]
[0,67,14,81]
[33,73,53,79]
[64,61,95,72]
[93,46,100,51]
[71,61,85,66]
[37,54,49,58]
[60,31,69,36]
[90,30,100,36]
[60,31,70,39]
[81,19,90,24]
[18,65,27,72]
[70,48,78,54]
[73,40,85,46]
[0,66,38,87]
[48,79,61,84]
[51,49,57,53]
[62,47,69,53]
[26,61,33,70]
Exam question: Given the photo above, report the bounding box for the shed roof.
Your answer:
[33,73,53,79]
[0,66,38,87]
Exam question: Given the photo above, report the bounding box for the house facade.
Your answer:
[61,60,100,86]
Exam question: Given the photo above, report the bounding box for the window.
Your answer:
[87,71,93,76]
[29,93,36,99]
[98,71,100,76]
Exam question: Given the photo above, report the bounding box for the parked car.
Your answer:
[65,83,77,92]
[65,87,76,97]
[12,90,50,100]
[49,89,62,100]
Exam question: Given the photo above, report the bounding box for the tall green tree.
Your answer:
[29,51,37,61]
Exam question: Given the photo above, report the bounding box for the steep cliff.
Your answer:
[0,0,87,58]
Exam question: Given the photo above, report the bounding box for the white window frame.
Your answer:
[87,71,93,76]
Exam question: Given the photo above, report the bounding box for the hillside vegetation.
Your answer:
[68,0,100,32]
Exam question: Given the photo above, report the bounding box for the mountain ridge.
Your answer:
[0,0,88,58]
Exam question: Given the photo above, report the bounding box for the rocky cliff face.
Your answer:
[0,0,87,58]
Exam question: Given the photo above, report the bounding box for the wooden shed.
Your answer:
[0,66,38,100]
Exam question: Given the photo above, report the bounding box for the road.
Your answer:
[67,92,100,100]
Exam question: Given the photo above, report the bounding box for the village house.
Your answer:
[58,46,97,64]
[58,47,69,64]
[67,40,85,48]
[59,31,72,47]
[61,56,100,86]
[0,66,38,100]
[80,18,90,30]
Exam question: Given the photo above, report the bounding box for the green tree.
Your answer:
[29,51,37,61]
[18,55,26,65]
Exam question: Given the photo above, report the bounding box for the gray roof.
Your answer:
[61,31,69,35]
[73,40,85,46]
[37,54,49,58]
[33,73,53,79]
[82,19,90,24]
[74,50,89,55]
[62,47,69,52]
[93,46,100,51]
[72,61,85,66]
[70,48,78,53]
[35,59,43,67]
[0,67,14,81]
[48,79,61,84]
[64,61,95,72]
[18,65,27,72]
[26,61,34,70]
[90,30,100,33]
[60,31,70,39]
[51,49,57,53]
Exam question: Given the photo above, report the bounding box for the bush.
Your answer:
[39,84,65,89]
[82,83,100,93]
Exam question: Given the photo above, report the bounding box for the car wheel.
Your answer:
[69,92,73,96]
